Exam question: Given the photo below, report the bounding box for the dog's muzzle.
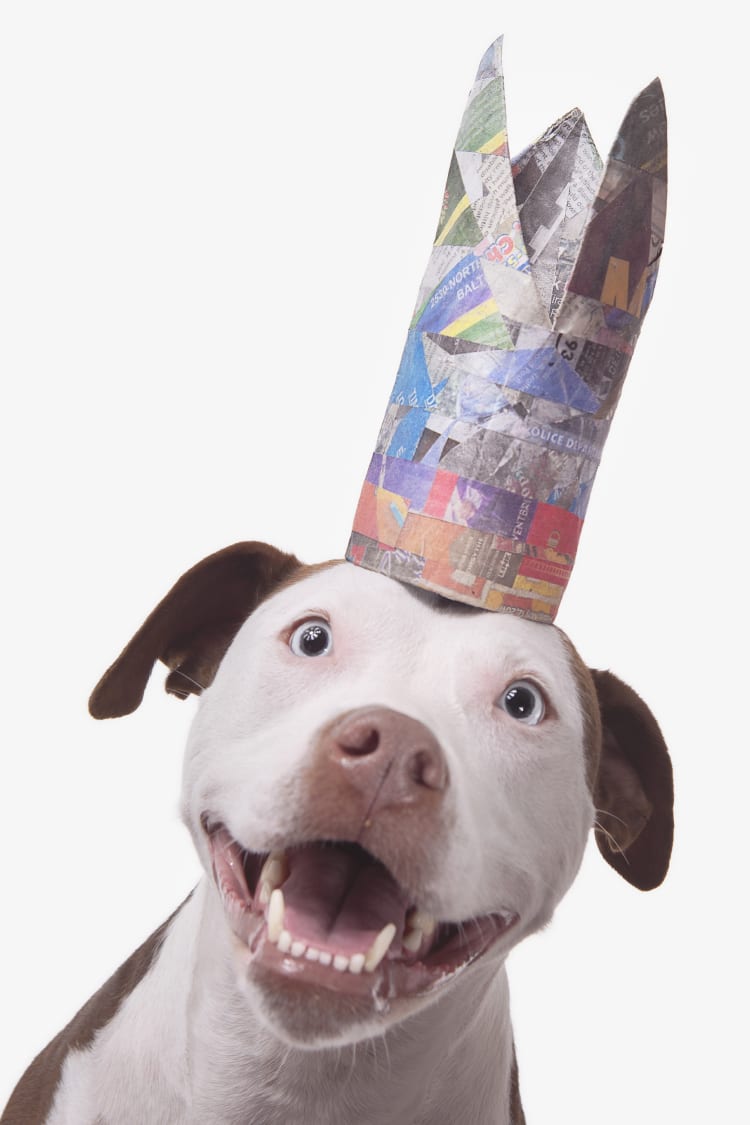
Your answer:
[203,707,518,1001]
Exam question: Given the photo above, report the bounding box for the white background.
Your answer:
[0,2,745,1120]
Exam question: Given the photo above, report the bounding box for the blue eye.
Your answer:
[499,680,545,725]
[289,619,333,657]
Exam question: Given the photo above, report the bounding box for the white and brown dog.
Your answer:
[2,542,673,1124]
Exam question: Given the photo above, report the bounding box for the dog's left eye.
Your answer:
[289,619,333,657]
[499,680,546,725]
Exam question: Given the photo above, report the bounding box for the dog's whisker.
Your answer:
[347,1040,359,1087]
[367,1030,393,1083]
[379,1031,392,1079]
[593,815,630,862]
[170,668,207,692]
[595,807,629,829]
[332,1041,359,1090]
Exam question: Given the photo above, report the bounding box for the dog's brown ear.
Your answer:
[89,542,302,719]
[591,669,674,891]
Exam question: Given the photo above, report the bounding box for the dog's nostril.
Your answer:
[339,725,381,757]
[410,748,448,791]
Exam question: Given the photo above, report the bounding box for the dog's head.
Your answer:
[90,542,673,1047]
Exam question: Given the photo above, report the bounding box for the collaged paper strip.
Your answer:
[347,36,667,622]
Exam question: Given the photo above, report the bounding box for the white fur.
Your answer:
[47,562,594,1123]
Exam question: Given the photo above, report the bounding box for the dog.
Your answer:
[2,541,673,1124]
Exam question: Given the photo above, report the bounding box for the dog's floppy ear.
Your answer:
[89,542,301,719]
[591,669,674,891]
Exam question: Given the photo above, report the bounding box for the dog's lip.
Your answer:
[203,818,519,1000]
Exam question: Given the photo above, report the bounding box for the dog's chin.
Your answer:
[236,960,413,1048]
[203,819,518,1043]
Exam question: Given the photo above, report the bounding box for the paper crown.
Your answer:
[346,37,667,622]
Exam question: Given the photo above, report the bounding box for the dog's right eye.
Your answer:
[289,619,333,657]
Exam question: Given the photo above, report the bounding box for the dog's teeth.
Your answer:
[267,888,285,943]
[406,907,436,939]
[318,951,332,966]
[333,954,350,972]
[258,852,288,904]
[261,851,288,888]
[364,922,397,972]
[290,940,306,958]
[348,953,365,975]
[402,926,423,953]
[305,946,320,962]
[402,908,436,954]
[277,929,293,954]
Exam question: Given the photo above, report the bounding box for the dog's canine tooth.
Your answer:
[406,908,436,939]
[277,929,293,953]
[364,922,397,972]
[333,954,350,972]
[348,953,365,975]
[258,852,288,904]
[267,888,285,943]
[264,852,289,887]
[402,908,436,954]
[402,926,423,953]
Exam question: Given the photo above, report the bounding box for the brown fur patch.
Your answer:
[558,630,602,793]
[1,900,188,1125]
[589,669,673,890]
[89,542,303,717]
[509,1044,526,1124]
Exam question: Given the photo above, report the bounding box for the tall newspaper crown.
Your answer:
[346,37,667,622]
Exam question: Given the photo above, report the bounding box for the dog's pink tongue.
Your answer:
[281,844,409,956]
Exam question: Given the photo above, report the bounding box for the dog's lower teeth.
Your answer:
[264,888,401,974]
[277,929,293,953]
[270,935,395,974]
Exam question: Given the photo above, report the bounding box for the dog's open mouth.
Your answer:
[205,821,517,999]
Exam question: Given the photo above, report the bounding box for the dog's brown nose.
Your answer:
[300,707,451,890]
[325,707,449,802]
